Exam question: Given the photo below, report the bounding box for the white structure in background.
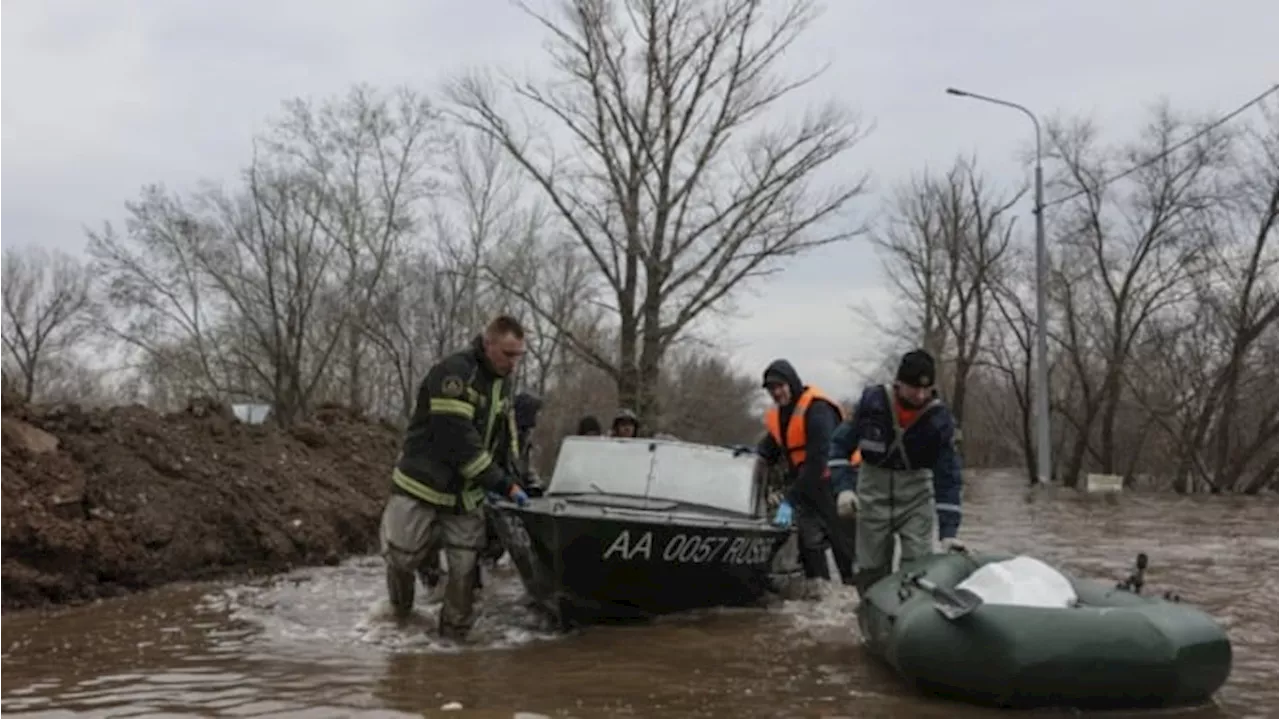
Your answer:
[231,403,271,425]
[1084,473,1125,493]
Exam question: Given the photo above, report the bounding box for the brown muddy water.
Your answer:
[3,469,1277,718]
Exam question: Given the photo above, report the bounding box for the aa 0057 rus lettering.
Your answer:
[601,530,774,565]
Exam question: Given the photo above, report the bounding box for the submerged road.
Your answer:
[3,469,1276,718]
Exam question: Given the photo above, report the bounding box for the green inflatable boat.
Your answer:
[857,551,1232,710]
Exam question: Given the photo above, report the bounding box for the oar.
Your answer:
[911,575,984,620]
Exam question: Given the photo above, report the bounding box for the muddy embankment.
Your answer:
[1,397,401,611]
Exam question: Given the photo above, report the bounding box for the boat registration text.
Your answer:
[601,529,774,565]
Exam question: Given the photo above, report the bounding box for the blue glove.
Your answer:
[772,499,793,528]
[508,485,529,507]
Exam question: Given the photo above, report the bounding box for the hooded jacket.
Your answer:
[755,359,841,506]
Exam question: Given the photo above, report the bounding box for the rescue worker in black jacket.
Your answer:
[755,359,856,589]
[379,315,530,641]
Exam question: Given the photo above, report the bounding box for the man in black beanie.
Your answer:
[827,348,964,594]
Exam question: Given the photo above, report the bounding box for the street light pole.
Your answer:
[945,87,1052,486]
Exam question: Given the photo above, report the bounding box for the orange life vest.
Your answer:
[764,386,844,470]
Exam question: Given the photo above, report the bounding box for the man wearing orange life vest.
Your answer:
[756,359,856,587]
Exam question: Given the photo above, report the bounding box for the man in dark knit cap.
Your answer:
[827,349,964,594]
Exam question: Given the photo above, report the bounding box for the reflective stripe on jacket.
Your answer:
[394,336,519,511]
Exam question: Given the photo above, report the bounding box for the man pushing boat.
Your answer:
[378,315,531,641]
[827,349,964,594]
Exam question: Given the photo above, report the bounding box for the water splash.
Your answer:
[4,470,1275,718]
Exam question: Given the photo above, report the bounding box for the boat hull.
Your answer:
[492,499,790,627]
[857,552,1233,710]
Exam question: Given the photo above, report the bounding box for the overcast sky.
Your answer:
[3,0,1277,397]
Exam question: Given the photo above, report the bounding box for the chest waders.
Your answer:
[854,385,940,594]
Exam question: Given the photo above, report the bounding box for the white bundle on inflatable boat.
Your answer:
[955,555,1078,608]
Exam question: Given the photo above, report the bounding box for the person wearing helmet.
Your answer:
[611,408,640,438]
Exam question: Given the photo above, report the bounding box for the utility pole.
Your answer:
[945,87,1052,485]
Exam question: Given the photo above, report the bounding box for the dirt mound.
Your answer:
[1,398,402,611]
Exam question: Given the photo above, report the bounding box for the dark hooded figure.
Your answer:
[512,392,544,494]
[575,415,603,436]
[756,359,856,589]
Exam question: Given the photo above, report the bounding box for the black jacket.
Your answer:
[393,335,519,509]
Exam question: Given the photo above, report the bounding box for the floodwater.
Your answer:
[3,470,1277,718]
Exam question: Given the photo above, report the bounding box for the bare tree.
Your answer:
[657,349,761,443]
[1,246,95,402]
[261,84,446,412]
[984,246,1040,482]
[1045,104,1234,486]
[1123,103,1278,493]
[89,159,345,426]
[496,229,600,396]
[872,156,1022,426]
[87,185,233,400]
[359,132,542,420]
[449,0,869,424]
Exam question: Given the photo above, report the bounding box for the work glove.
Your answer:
[508,484,529,508]
[772,499,794,528]
[941,537,966,552]
[836,490,859,519]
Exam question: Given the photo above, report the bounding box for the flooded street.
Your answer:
[3,469,1276,718]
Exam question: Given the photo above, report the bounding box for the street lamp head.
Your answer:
[945,87,968,97]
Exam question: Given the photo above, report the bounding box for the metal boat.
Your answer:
[490,436,790,628]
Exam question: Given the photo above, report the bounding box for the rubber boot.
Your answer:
[799,548,831,581]
[386,565,416,621]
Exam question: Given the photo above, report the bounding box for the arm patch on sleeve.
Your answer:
[441,375,465,398]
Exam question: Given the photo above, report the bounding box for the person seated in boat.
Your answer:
[827,349,963,595]
[756,359,857,590]
[379,314,531,641]
[575,415,603,436]
[610,408,640,438]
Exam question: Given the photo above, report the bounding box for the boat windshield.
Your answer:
[543,437,760,517]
